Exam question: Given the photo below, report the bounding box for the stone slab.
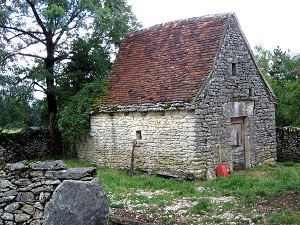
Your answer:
[43,179,108,225]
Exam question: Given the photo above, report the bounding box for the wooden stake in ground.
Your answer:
[129,139,137,177]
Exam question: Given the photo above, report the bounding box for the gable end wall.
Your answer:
[194,15,276,172]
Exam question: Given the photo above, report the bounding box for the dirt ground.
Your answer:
[109,191,300,225]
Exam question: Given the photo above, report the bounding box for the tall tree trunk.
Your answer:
[46,78,61,156]
[45,42,61,156]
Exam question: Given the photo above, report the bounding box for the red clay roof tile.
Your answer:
[102,13,230,106]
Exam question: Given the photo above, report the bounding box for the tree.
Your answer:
[0,0,140,155]
[254,45,300,127]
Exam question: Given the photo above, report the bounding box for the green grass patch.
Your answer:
[191,198,214,214]
[62,159,300,222]
[265,210,300,225]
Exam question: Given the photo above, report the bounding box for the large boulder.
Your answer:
[43,179,109,225]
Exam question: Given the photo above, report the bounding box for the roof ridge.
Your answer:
[128,12,233,36]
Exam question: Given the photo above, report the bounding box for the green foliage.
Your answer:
[191,198,214,214]
[0,0,141,154]
[57,37,112,106]
[254,45,300,127]
[266,210,300,225]
[58,79,106,154]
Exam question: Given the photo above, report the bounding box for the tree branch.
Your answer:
[25,0,48,35]
[1,25,45,44]
[15,52,45,60]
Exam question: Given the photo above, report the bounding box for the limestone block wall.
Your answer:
[77,110,205,178]
[277,127,300,162]
[0,160,107,225]
[194,14,277,171]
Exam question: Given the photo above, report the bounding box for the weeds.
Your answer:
[63,159,300,224]
[190,198,214,214]
[266,210,300,225]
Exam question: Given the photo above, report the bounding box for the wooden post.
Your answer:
[129,139,137,177]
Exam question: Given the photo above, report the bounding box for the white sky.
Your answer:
[127,0,300,53]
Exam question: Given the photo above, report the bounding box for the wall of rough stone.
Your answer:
[78,110,201,178]
[0,160,108,225]
[277,127,300,162]
[193,14,277,173]
[0,130,50,163]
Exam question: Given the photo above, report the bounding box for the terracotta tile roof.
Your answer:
[102,13,230,106]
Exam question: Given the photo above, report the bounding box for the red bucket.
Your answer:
[216,165,228,177]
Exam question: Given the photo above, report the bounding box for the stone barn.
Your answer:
[78,13,277,179]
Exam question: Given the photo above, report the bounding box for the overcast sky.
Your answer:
[127,0,300,53]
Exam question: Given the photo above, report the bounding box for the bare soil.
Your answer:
[109,191,300,225]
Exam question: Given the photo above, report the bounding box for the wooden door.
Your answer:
[231,117,245,171]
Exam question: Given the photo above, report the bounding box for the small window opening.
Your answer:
[249,87,254,97]
[232,63,237,76]
[136,130,142,140]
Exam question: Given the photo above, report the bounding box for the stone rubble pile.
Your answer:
[0,160,108,225]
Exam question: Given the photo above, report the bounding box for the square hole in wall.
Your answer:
[136,130,142,140]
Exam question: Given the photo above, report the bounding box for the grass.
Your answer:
[265,210,300,225]
[190,198,214,214]
[62,159,300,224]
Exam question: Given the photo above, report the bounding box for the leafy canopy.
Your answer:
[254,45,300,127]
[0,0,141,153]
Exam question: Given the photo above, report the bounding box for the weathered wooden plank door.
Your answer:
[231,117,246,171]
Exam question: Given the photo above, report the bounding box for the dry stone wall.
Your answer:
[0,160,108,225]
[0,130,50,163]
[277,127,300,162]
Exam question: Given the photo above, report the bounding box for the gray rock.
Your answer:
[30,160,67,171]
[3,190,18,197]
[4,202,20,213]
[1,212,13,220]
[5,160,28,172]
[33,202,44,210]
[45,167,97,180]
[21,204,35,215]
[0,180,14,189]
[43,179,108,225]
[29,170,45,178]
[28,219,42,225]
[0,196,15,204]
[31,185,54,194]
[32,209,43,219]
[39,192,51,204]
[16,192,35,202]
[4,221,14,225]
[14,213,31,222]
[14,178,31,187]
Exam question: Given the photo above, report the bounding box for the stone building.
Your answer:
[78,13,277,179]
